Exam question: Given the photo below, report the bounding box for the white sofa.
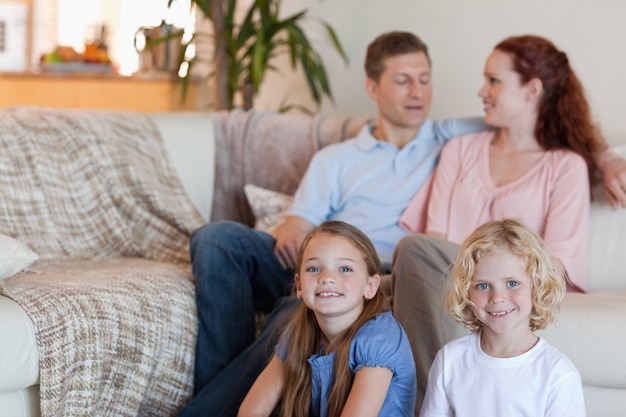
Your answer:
[0,109,624,417]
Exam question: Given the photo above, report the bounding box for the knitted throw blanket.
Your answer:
[0,106,205,416]
[209,109,371,225]
[1,259,197,417]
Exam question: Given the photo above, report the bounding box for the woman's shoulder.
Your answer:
[443,130,495,153]
[546,147,588,168]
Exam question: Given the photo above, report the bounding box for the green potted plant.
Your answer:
[168,0,348,111]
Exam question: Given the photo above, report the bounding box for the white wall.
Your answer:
[255,0,626,145]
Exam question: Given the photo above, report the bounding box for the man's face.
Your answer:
[366,51,432,133]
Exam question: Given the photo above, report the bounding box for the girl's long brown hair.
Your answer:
[278,221,388,417]
[495,35,604,184]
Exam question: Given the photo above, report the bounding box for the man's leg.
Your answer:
[176,296,301,417]
[391,234,460,414]
[190,221,293,393]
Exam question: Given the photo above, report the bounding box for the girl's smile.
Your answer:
[296,233,379,332]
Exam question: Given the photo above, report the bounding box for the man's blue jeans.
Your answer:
[188,221,294,394]
[176,295,300,417]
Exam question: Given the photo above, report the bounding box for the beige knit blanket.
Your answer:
[0,106,205,416]
[209,109,371,225]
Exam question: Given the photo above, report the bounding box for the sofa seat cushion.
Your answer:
[538,291,626,389]
[0,258,197,417]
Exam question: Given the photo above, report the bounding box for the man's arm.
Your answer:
[271,215,315,269]
[437,117,489,142]
[593,147,626,210]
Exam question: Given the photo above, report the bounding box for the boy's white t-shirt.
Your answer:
[420,332,585,417]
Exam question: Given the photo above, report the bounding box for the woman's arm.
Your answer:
[339,366,393,417]
[238,355,286,417]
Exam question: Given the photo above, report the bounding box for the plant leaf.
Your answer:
[320,20,348,64]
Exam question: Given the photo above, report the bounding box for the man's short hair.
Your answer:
[365,31,431,82]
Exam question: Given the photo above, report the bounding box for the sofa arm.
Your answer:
[0,296,39,391]
[538,291,626,389]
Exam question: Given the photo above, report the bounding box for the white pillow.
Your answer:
[0,234,39,280]
[243,184,294,233]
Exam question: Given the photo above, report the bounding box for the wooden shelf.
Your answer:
[0,72,203,112]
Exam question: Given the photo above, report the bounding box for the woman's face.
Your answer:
[478,49,536,128]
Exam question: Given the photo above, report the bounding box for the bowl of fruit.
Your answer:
[41,43,114,73]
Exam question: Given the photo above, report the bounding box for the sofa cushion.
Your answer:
[244,184,293,233]
[0,234,38,280]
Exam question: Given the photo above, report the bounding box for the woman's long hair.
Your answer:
[495,35,604,183]
[278,221,388,417]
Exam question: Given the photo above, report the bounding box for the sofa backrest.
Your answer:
[209,109,371,226]
[201,110,626,293]
[587,144,626,292]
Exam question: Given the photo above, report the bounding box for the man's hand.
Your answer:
[595,148,626,210]
[271,216,315,269]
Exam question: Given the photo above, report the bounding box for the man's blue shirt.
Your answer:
[289,117,486,264]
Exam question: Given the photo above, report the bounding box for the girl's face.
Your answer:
[478,49,537,128]
[296,233,379,324]
[469,249,534,339]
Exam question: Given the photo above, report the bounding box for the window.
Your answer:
[0,2,28,71]
[0,19,5,52]
[31,0,193,75]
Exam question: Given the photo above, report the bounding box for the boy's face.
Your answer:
[366,51,432,134]
[469,249,534,341]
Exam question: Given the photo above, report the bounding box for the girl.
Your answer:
[420,219,585,416]
[238,220,416,417]
[393,34,600,408]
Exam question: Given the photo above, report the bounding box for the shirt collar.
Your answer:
[355,120,435,151]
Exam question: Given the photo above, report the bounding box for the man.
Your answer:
[177,31,626,417]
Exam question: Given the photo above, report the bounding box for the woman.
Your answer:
[392,34,603,411]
